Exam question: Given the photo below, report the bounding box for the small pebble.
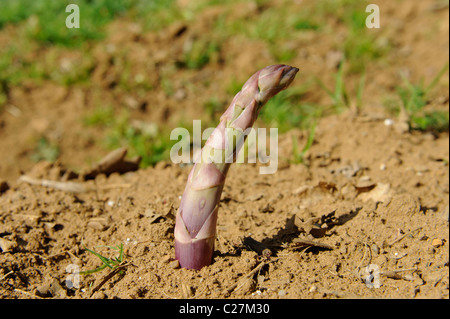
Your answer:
[278,289,286,297]
[412,278,424,287]
[371,244,380,255]
[36,283,51,297]
[431,238,443,248]
[403,274,414,281]
[161,255,171,264]
[92,208,102,216]
[87,221,106,231]
[0,238,16,253]
[49,279,66,298]
[93,291,107,299]
[169,259,180,269]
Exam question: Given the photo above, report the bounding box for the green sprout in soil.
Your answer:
[291,122,317,165]
[79,243,131,296]
[0,0,130,47]
[395,62,449,132]
[181,37,221,69]
[105,111,174,167]
[317,60,349,111]
[317,59,366,112]
[259,86,322,133]
[83,107,176,167]
[342,6,389,73]
[80,243,125,275]
[30,137,60,163]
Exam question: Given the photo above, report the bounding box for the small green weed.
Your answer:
[259,80,324,133]
[310,0,389,72]
[129,0,184,32]
[317,61,349,111]
[291,122,316,164]
[411,110,449,132]
[84,107,176,167]
[80,243,125,275]
[1,0,131,47]
[83,105,115,127]
[105,111,173,167]
[343,6,388,73]
[181,38,221,69]
[293,20,320,31]
[316,59,366,112]
[30,137,60,163]
[395,63,449,132]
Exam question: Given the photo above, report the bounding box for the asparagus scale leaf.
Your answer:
[174,64,299,270]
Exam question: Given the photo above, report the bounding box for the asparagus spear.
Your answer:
[174,64,299,270]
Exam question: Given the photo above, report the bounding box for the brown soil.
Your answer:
[0,0,449,299]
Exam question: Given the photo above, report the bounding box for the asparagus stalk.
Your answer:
[174,64,299,270]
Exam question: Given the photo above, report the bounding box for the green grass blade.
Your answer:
[117,243,124,262]
[334,61,345,104]
[291,135,301,163]
[301,122,316,156]
[356,71,366,109]
[316,77,335,99]
[84,247,115,269]
[425,62,449,93]
[79,264,109,275]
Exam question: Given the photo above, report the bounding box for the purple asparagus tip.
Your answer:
[174,65,299,270]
